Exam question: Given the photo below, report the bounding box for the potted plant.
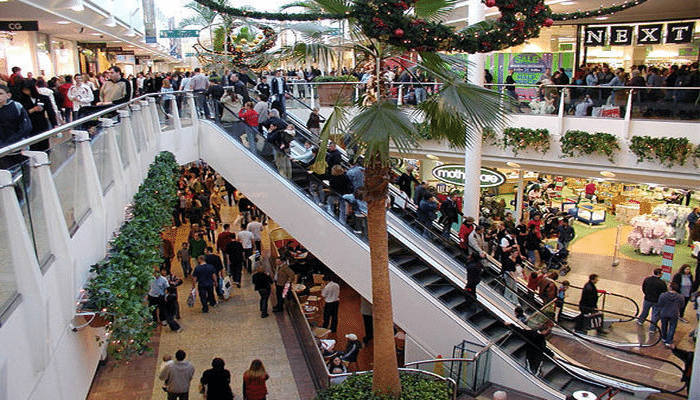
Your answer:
[560,130,620,162]
[313,75,359,106]
[502,127,550,155]
[315,372,452,400]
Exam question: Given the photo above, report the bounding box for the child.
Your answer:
[555,280,570,322]
[176,242,192,278]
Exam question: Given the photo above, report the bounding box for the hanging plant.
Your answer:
[693,145,700,167]
[85,151,179,360]
[502,127,550,155]
[629,136,692,168]
[482,126,498,146]
[560,130,619,162]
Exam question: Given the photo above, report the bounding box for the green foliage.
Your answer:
[85,151,179,359]
[313,75,359,82]
[629,136,692,168]
[482,126,498,146]
[314,373,451,400]
[693,145,700,167]
[502,127,550,155]
[213,26,226,52]
[560,130,619,162]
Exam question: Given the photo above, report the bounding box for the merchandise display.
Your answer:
[627,204,691,254]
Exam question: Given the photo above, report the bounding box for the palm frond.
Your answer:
[272,41,337,67]
[310,0,352,15]
[413,0,458,21]
[312,106,350,175]
[417,80,508,148]
[348,101,421,164]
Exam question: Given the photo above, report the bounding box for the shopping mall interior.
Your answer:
[0,0,699,399]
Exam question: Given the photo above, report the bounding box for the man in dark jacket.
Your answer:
[325,141,343,176]
[0,84,32,153]
[396,165,419,199]
[464,253,483,301]
[637,268,667,327]
[657,282,685,346]
[439,193,461,238]
[507,322,553,376]
[577,274,607,333]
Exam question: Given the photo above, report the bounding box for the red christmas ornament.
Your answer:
[515,20,525,30]
[543,18,554,27]
[397,1,409,10]
[394,28,405,38]
[485,0,496,7]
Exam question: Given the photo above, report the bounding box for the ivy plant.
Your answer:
[85,151,179,359]
[502,127,550,155]
[315,373,451,400]
[629,136,692,168]
[560,130,620,162]
[482,126,498,147]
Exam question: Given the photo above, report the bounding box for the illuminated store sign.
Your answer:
[584,21,695,46]
[431,165,506,188]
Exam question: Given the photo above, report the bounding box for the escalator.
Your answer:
[194,96,686,398]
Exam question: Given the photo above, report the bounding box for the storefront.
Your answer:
[0,25,78,79]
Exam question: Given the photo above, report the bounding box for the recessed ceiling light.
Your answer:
[506,162,521,169]
[595,16,609,20]
[57,20,71,24]
[600,171,615,178]
[560,1,576,5]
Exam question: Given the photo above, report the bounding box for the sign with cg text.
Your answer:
[431,165,506,188]
[0,21,39,31]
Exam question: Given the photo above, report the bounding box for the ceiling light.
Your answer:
[104,15,117,27]
[559,1,576,4]
[600,171,616,178]
[425,154,439,160]
[125,27,136,37]
[57,20,71,24]
[506,162,521,169]
[595,16,609,20]
[71,3,84,11]
[91,33,101,36]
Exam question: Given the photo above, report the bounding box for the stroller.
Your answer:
[541,245,570,275]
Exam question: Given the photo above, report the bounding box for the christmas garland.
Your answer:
[192,0,346,21]
[194,23,277,68]
[193,0,649,54]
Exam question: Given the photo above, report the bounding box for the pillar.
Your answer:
[462,0,486,219]
[515,169,524,224]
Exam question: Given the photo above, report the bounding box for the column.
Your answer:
[147,97,161,153]
[0,169,47,373]
[462,0,486,219]
[20,151,75,327]
[515,169,524,224]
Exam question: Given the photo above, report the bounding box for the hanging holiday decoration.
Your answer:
[193,22,277,68]
[193,0,650,54]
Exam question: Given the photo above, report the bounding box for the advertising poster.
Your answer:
[485,52,574,100]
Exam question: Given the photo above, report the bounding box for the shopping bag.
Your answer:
[583,312,604,330]
[222,277,232,300]
[282,282,291,299]
[601,105,620,118]
[187,287,197,307]
[591,107,602,118]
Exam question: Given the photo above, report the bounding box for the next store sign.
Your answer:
[584,21,695,46]
[431,165,506,188]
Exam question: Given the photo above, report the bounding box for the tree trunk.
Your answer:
[365,160,401,398]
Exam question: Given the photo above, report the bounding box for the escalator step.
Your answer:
[471,314,498,331]
[415,273,442,287]
[501,337,526,355]
[392,255,419,267]
[441,293,467,309]
[398,263,429,277]
[485,325,510,341]
[542,368,572,391]
[429,284,456,298]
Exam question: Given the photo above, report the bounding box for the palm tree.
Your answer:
[276,2,507,398]
[195,0,507,397]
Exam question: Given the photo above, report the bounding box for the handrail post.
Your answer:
[398,85,403,106]
[624,89,634,139]
[310,85,316,109]
[558,88,566,135]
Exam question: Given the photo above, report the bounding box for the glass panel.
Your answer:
[156,97,174,132]
[631,87,700,120]
[131,109,147,153]
[0,184,18,314]
[91,128,114,194]
[18,162,52,266]
[474,348,490,390]
[116,118,130,168]
[179,94,193,127]
[51,139,89,233]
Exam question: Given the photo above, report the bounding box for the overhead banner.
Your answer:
[585,21,695,46]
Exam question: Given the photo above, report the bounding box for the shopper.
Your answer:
[637,268,667,326]
[242,359,269,400]
[200,357,234,400]
[321,274,340,333]
[657,282,685,346]
[577,274,607,334]
[556,218,575,250]
[17,79,57,151]
[672,264,695,322]
[192,255,218,313]
[0,84,32,155]
[251,264,273,318]
[272,258,295,313]
[507,322,553,376]
[464,252,484,301]
[159,349,195,400]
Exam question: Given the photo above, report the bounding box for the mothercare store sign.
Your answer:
[584,21,695,46]
[486,53,574,101]
[432,165,506,188]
